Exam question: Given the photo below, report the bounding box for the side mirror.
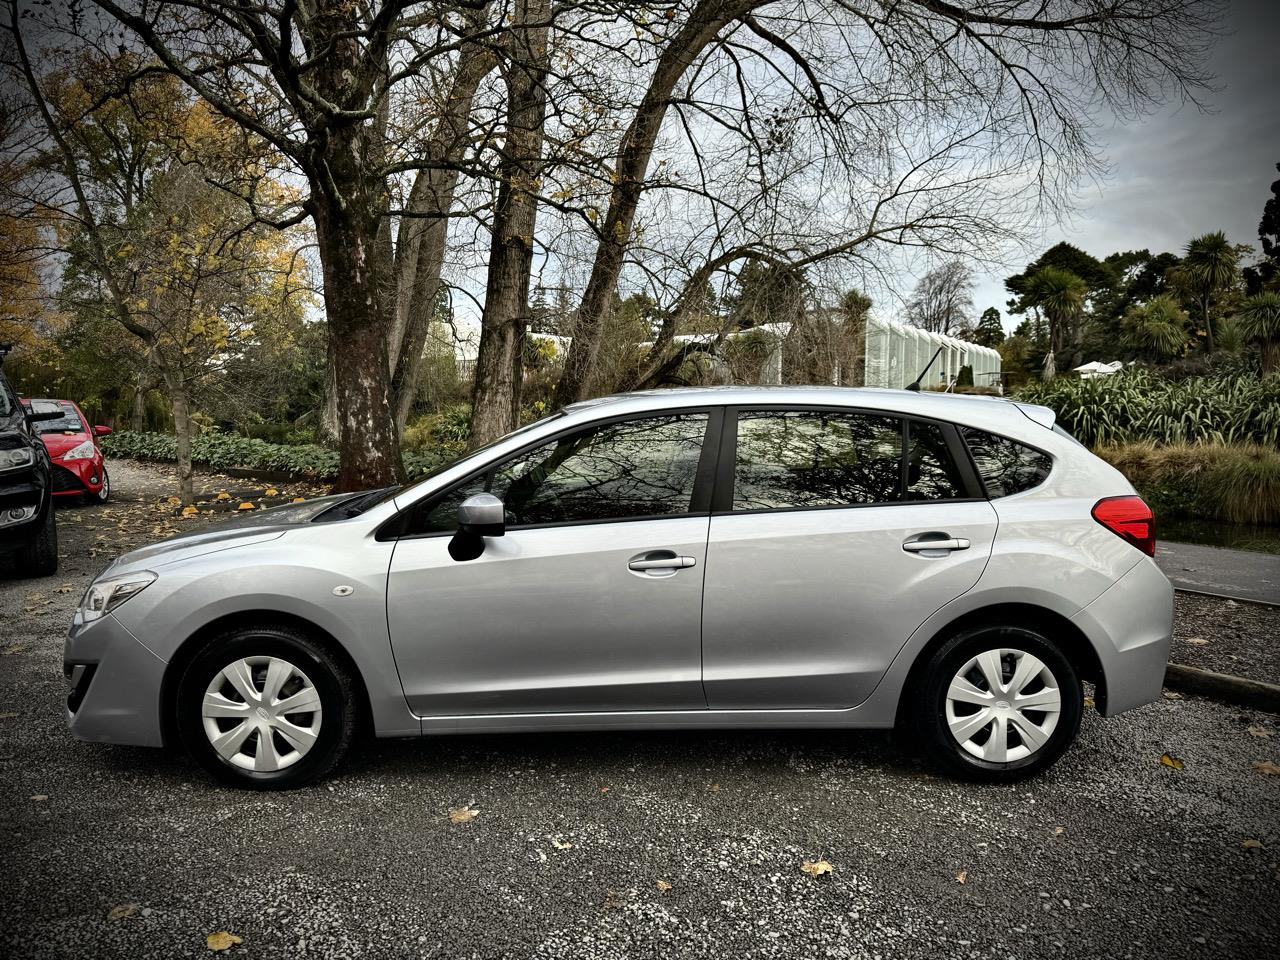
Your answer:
[94,425,113,437]
[26,410,62,424]
[449,493,504,562]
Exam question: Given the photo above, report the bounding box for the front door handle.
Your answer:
[902,536,971,554]
[628,555,697,571]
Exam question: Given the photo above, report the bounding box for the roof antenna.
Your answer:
[905,345,944,392]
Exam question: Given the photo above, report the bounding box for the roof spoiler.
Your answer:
[1013,401,1057,430]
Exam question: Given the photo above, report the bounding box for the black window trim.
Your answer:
[379,406,725,541]
[712,404,986,517]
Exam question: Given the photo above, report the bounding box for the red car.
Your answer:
[21,398,112,503]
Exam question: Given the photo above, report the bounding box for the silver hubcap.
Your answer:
[945,648,1062,763]
[201,656,322,772]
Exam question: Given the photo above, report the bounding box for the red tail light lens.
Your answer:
[1092,496,1156,557]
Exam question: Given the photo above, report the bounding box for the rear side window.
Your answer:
[961,427,1052,498]
[732,410,903,510]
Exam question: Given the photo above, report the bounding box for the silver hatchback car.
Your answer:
[65,387,1172,789]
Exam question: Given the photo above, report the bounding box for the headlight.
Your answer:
[0,446,33,471]
[62,440,96,460]
[79,572,157,623]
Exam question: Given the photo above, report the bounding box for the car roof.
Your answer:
[565,385,1054,432]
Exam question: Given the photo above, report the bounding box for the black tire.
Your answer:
[16,502,57,577]
[177,624,359,790]
[909,625,1083,782]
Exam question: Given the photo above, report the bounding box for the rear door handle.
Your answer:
[902,536,970,554]
[628,556,697,571]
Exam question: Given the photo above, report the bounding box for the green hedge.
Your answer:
[101,429,451,481]
[1018,368,1280,447]
[1097,442,1280,526]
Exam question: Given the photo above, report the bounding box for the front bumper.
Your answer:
[1070,556,1174,716]
[50,455,104,496]
[63,613,167,747]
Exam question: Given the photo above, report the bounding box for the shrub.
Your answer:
[1096,442,1280,526]
[102,428,459,482]
[1019,368,1280,447]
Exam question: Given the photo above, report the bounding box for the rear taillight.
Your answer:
[1092,495,1156,557]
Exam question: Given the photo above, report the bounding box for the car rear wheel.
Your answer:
[177,625,358,790]
[911,625,1083,782]
[16,503,57,577]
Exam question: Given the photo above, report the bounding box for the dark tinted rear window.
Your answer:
[961,427,1052,498]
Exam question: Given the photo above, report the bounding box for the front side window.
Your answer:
[732,410,903,510]
[960,426,1052,497]
[413,413,709,533]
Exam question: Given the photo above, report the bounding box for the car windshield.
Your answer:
[28,401,85,434]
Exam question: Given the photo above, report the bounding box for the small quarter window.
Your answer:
[961,427,1052,498]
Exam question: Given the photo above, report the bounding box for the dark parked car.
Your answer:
[0,345,60,575]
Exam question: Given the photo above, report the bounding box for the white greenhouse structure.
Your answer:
[862,315,1001,391]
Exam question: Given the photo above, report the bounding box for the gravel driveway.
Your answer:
[1,461,1278,959]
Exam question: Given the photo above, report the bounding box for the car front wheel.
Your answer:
[911,625,1083,782]
[177,625,358,789]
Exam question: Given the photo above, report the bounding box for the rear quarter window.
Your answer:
[960,427,1052,498]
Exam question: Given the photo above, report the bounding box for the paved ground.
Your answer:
[1,462,1279,959]
[1157,541,1280,605]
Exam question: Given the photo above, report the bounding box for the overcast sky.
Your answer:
[971,0,1280,332]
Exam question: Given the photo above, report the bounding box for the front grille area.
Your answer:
[51,464,84,493]
[64,662,97,713]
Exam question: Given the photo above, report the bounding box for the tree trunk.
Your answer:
[162,369,195,505]
[554,0,752,404]
[469,0,550,448]
[388,51,497,433]
[1262,339,1279,376]
[312,195,405,490]
[1202,294,1215,353]
[131,371,150,432]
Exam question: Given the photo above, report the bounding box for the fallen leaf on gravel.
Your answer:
[1083,696,1095,709]
[600,787,609,793]
[655,880,673,892]
[55,583,74,594]
[237,501,255,511]
[1247,726,1274,738]
[1053,826,1066,836]
[107,904,140,921]
[215,491,231,500]
[1159,753,1185,770]
[31,794,48,801]
[1252,760,1280,776]
[182,505,198,516]
[1242,839,1264,850]
[166,495,181,505]
[206,931,242,951]
[1183,637,1209,645]
[265,487,279,496]
[550,837,573,849]
[0,712,17,719]
[449,805,479,824]
[2,644,30,655]
[955,870,968,884]
[1162,691,1183,700]
[291,496,306,503]
[801,859,833,877]
[708,783,721,793]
